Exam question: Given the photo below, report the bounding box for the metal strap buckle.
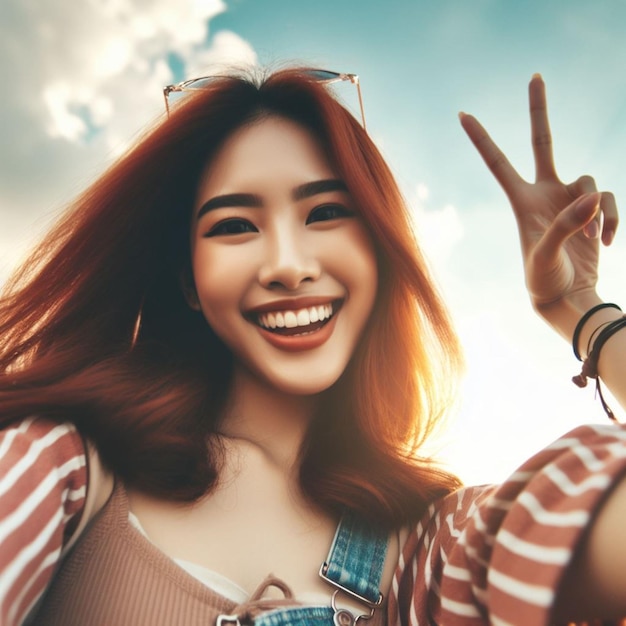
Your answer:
[216,615,242,626]
[330,590,376,625]
[319,561,384,608]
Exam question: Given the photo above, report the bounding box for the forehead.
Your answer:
[195,116,338,198]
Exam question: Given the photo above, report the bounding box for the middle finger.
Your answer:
[529,74,557,182]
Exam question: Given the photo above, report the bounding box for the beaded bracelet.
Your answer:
[572,303,622,361]
[572,315,626,421]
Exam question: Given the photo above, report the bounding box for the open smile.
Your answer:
[256,302,340,336]
[244,299,344,350]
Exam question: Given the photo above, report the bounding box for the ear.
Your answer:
[180,269,201,311]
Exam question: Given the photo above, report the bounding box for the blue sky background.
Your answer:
[1,0,626,483]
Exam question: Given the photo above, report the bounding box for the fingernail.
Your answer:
[532,72,543,80]
[458,111,467,120]
[584,220,599,239]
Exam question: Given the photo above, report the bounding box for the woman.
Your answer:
[0,68,624,625]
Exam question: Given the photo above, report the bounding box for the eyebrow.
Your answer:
[196,178,348,220]
[292,179,348,201]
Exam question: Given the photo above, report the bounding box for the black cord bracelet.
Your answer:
[572,303,622,361]
[572,315,626,421]
[586,320,615,357]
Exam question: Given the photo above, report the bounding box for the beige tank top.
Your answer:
[31,481,388,625]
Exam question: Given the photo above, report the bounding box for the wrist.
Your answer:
[577,307,624,360]
[571,313,626,421]
[572,303,623,360]
[533,291,603,343]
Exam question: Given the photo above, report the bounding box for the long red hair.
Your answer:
[0,68,462,526]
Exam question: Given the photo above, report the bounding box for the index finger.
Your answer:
[459,112,524,197]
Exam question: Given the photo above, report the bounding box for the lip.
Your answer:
[244,296,344,352]
[245,296,343,315]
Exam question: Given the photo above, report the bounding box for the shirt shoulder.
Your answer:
[389,423,626,625]
[0,418,88,625]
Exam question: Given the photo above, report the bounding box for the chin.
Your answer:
[260,366,346,397]
[268,378,339,397]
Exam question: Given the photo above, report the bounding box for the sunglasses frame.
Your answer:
[163,69,367,130]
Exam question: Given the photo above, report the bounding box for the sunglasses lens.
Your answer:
[305,69,342,84]
[166,77,220,108]
[184,77,218,90]
[165,70,364,128]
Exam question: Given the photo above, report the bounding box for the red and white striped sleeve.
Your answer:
[0,418,87,626]
[388,423,626,626]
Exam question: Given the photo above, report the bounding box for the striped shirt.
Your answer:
[1,419,625,625]
[389,423,626,625]
[0,419,87,625]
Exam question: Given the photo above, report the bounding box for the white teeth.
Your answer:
[284,311,298,328]
[257,303,335,330]
[296,309,310,326]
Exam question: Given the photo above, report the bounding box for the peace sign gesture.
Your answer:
[460,74,618,341]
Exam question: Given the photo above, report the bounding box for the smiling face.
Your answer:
[189,116,378,396]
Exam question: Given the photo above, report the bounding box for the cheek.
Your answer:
[191,250,242,323]
[343,228,379,306]
[355,255,379,327]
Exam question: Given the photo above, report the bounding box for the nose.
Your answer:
[257,228,321,290]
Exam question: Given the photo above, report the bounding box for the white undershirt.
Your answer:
[128,511,329,606]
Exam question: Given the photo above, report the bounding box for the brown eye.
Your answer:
[306,204,354,224]
[205,219,258,237]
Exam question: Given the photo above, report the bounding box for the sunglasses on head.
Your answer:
[163,69,366,130]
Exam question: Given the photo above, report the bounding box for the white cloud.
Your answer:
[415,182,429,202]
[411,182,465,269]
[43,83,89,142]
[31,0,228,141]
[0,0,246,154]
[185,30,258,75]
[0,0,258,284]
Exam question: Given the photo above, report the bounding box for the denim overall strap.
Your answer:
[218,512,388,626]
[318,511,387,607]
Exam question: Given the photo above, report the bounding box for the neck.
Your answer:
[218,366,319,473]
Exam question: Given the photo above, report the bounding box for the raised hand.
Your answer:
[459,74,618,341]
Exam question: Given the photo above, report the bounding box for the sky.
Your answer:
[1,0,626,484]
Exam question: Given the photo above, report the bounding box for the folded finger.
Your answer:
[566,174,598,198]
[566,176,601,238]
[600,191,619,245]
[536,192,601,260]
